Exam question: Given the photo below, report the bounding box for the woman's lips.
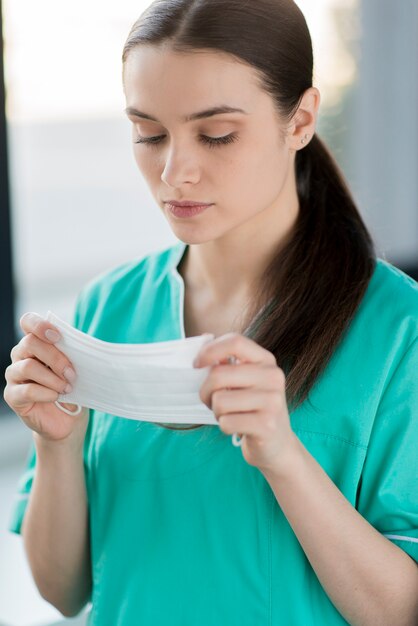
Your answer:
[165,202,213,218]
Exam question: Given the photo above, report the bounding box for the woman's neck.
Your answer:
[179,202,300,304]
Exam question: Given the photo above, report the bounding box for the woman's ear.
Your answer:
[287,87,321,151]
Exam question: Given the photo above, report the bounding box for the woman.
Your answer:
[5,1,418,624]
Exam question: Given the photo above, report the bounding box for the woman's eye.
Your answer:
[200,133,239,148]
[134,135,165,146]
[133,133,239,149]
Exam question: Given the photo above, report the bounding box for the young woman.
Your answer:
[5,1,418,624]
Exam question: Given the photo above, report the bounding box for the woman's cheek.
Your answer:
[133,149,158,179]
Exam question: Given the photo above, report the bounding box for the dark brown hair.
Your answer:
[122,0,376,424]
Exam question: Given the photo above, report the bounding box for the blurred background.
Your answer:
[0,0,417,624]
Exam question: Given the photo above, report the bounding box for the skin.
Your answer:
[4,312,88,446]
[123,44,320,303]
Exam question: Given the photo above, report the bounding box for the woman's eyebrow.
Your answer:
[124,105,248,123]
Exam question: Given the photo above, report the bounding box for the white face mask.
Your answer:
[45,311,218,425]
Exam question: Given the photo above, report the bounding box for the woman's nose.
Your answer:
[160,144,201,187]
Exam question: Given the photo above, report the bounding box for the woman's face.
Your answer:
[123,44,298,244]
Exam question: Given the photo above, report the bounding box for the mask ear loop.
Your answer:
[232,432,243,447]
[55,401,83,416]
[226,355,244,447]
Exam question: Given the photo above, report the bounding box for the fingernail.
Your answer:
[21,312,35,322]
[193,358,200,367]
[64,367,76,383]
[64,383,73,394]
[45,329,61,343]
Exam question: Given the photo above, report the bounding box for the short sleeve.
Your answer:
[356,336,418,561]
[7,290,86,535]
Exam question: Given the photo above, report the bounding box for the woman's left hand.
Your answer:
[193,332,298,473]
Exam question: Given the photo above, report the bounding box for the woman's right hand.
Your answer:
[3,312,89,444]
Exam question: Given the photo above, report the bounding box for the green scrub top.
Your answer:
[8,241,418,625]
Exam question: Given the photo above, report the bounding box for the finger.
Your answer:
[19,312,61,345]
[194,332,276,368]
[217,412,265,439]
[7,358,72,395]
[10,333,76,383]
[199,363,285,407]
[210,388,281,416]
[6,381,62,410]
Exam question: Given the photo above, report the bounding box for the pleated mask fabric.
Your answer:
[45,311,218,425]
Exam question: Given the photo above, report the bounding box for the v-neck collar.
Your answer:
[170,241,188,339]
[167,239,268,340]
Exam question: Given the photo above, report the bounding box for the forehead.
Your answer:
[123,45,262,115]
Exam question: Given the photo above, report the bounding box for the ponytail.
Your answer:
[244,133,376,410]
